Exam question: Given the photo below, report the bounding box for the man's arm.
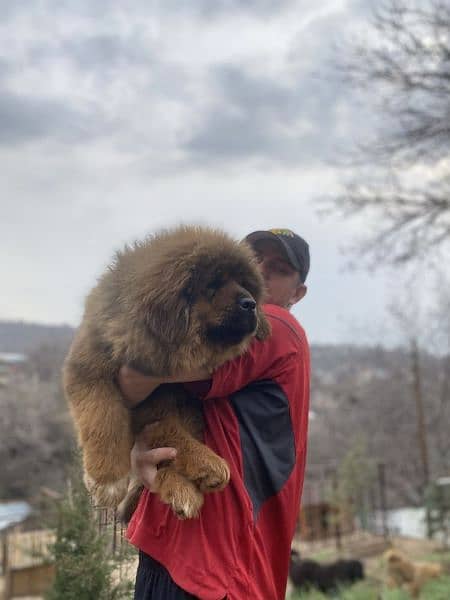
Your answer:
[118,365,212,408]
[119,312,303,406]
[205,315,303,399]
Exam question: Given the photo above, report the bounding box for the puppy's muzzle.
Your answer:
[237,296,256,312]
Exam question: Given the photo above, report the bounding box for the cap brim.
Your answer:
[245,231,301,272]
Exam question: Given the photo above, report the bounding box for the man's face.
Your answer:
[251,239,307,309]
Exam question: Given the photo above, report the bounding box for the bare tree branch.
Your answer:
[329,0,450,264]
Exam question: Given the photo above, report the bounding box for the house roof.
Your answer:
[0,353,27,364]
[0,501,32,531]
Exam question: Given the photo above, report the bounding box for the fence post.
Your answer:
[2,529,11,600]
[112,510,117,555]
[332,475,342,552]
[378,463,389,539]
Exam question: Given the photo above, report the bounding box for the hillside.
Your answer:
[0,319,410,373]
[0,320,74,353]
[0,319,448,508]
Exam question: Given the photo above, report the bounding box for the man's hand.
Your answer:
[131,424,177,491]
[118,365,213,408]
[118,366,161,407]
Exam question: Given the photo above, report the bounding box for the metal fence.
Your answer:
[94,504,129,556]
[296,462,390,557]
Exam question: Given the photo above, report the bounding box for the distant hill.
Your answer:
[0,320,75,354]
[0,319,413,373]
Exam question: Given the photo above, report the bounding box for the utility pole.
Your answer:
[410,338,431,536]
[411,339,430,487]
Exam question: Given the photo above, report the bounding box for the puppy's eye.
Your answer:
[205,283,218,299]
[205,278,223,300]
[241,281,258,299]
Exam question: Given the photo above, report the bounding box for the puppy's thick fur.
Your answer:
[384,548,443,597]
[63,226,270,519]
[289,549,364,592]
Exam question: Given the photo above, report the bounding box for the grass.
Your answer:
[287,575,450,600]
[418,549,450,563]
[288,534,450,600]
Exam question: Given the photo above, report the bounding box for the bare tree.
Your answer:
[332,0,450,264]
[0,380,75,500]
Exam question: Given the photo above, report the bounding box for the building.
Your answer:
[0,353,28,387]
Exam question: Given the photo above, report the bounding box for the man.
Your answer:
[119,228,311,600]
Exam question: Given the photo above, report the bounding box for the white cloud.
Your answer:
[0,0,409,346]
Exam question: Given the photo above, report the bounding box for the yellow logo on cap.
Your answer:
[269,228,294,237]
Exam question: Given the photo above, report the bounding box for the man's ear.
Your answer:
[291,284,307,306]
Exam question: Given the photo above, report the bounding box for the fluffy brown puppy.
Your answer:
[63,225,270,519]
[384,549,443,597]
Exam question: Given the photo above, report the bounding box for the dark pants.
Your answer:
[134,551,198,599]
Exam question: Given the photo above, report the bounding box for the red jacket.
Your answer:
[127,304,310,599]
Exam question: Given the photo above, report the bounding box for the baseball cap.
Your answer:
[245,228,310,283]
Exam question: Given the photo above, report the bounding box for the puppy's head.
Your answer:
[383,549,413,578]
[118,226,270,351]
[384,549,406,567]
[188,254,269,348]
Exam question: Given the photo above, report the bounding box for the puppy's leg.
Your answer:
[117,467,204,521]
[143,415,230,494]
[117,477,144,523]
[406,581,420,598]
[65,376,133,507]
[386,575,398,589]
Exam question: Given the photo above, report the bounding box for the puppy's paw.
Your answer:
[85,474,129,508]
[157,473,204,519]
[193,454,230,493]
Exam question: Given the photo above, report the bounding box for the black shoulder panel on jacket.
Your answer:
[230,379,295,520]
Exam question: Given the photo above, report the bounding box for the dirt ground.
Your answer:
[2,534,448,599]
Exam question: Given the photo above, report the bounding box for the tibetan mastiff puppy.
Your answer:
[63,225,270,519]
[384,549,443,597]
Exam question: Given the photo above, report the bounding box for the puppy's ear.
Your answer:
[146,298,191,347]
[255,309,271,340]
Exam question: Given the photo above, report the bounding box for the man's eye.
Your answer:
[273,263,291,275]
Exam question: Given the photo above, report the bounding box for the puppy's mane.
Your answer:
[77,225,266,378]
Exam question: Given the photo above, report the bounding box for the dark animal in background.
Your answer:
[289,549,364,593]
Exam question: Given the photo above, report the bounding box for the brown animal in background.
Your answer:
[384,548,443,597]
[63,225,270,519]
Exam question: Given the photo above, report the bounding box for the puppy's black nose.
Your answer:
[238,297,256,311]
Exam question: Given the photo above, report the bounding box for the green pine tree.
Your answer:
[45,462,133,600]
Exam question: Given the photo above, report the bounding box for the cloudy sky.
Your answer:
[0,0,409,346]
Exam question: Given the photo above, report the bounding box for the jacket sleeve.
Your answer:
[205,315,302,400]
